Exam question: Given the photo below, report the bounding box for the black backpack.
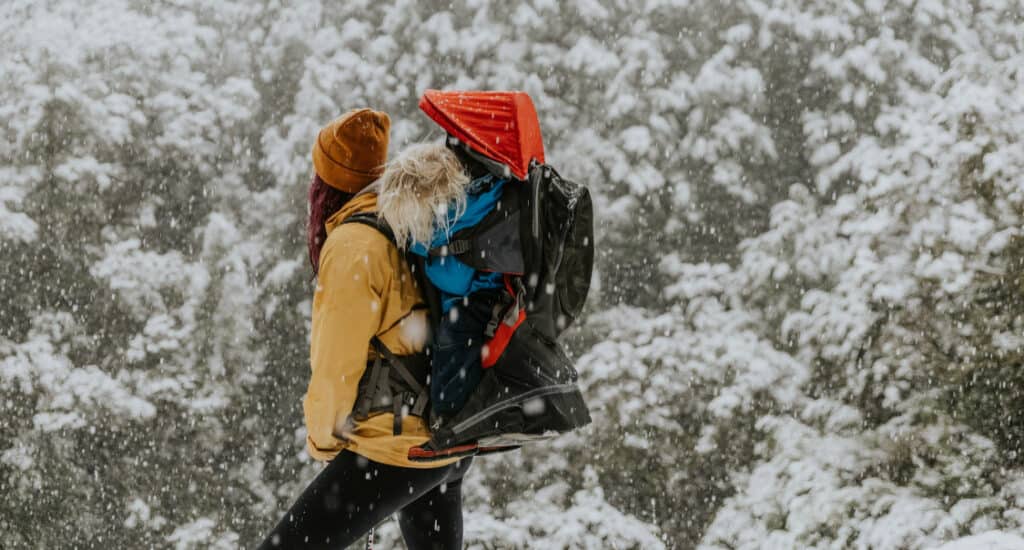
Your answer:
[406,147,595,461]
[415,156,595,342]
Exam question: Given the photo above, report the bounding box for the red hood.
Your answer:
[419,90,545,180]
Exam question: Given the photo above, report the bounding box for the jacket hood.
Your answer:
[325,192,378,236]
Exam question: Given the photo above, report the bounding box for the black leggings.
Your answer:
[257,451,473,549]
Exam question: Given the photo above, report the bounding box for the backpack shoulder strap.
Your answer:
[339,211,397,245]
[340,211,442,344]
[338,211,441,434]
[409,254,442,346]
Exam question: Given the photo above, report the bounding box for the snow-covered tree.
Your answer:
[3,0,1023,548]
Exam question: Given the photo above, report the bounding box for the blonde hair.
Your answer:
[377,143,470,249]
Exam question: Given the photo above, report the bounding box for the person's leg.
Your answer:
[397,456,473,550]
[257,451,453,549]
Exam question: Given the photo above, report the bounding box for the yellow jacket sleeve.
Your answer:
[303,229,385,461]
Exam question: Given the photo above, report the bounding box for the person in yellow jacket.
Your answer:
[258,109,473,550]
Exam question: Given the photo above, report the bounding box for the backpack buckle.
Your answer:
[485,302,502,339]
[506,278,527,326]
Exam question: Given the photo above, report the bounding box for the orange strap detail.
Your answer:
[481,275,526,369]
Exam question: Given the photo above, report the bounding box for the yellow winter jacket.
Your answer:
[303,192,457,468]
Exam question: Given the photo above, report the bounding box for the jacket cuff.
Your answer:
[306,434,345,462]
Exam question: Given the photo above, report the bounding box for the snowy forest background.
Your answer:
[2,0,1024,548]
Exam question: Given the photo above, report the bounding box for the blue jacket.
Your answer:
[409,174,507,312]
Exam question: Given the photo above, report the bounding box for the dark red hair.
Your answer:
[307,173,355,276]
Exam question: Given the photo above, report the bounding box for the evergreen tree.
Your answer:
[2,0,1023,548]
